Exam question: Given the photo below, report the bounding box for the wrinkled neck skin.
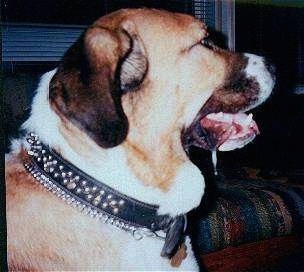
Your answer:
[16,70,204,216]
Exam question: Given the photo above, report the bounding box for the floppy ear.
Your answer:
[49,23,148,148]
[119,21,148,92]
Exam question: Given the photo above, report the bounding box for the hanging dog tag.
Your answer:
[161,215,186,258]
[170,243,187,267]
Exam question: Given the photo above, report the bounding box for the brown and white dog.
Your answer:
[6,9,275,271]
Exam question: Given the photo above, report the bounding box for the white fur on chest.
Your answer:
[58,211,199,270]
[65,216,199,270]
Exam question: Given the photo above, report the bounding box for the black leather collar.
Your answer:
[24,132,186,258]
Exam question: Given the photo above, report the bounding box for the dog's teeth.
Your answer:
[245,113,253,126]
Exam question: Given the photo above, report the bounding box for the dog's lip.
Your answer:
[181,109,259,152]
[181,110,215,152]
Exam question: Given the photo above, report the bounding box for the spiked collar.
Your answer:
[23,132,187,258]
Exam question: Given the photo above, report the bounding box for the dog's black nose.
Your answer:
[264,57,276,78]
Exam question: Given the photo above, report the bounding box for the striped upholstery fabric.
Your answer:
[190,179,304,254]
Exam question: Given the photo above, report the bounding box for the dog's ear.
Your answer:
[49,23,147,148]
[119,21,148,92]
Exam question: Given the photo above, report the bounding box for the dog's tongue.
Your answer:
[200,112,259,151]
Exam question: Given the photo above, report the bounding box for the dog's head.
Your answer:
[49,9,274,189]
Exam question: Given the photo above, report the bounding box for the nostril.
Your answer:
[264,58,276,77]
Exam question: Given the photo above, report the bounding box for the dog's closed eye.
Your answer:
[189,37,215,51]
[201,37,216,50]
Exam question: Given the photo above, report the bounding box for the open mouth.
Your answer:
[182,111,259,152]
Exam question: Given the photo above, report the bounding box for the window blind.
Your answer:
[192,0,216,28]
[2,23,86,62]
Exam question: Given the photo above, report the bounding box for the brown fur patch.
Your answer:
[123,137,183,191]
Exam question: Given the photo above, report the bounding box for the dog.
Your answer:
[6,8,275,271]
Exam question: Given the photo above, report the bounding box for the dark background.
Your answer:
[224,3,304,176]
[2,0,193,24]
